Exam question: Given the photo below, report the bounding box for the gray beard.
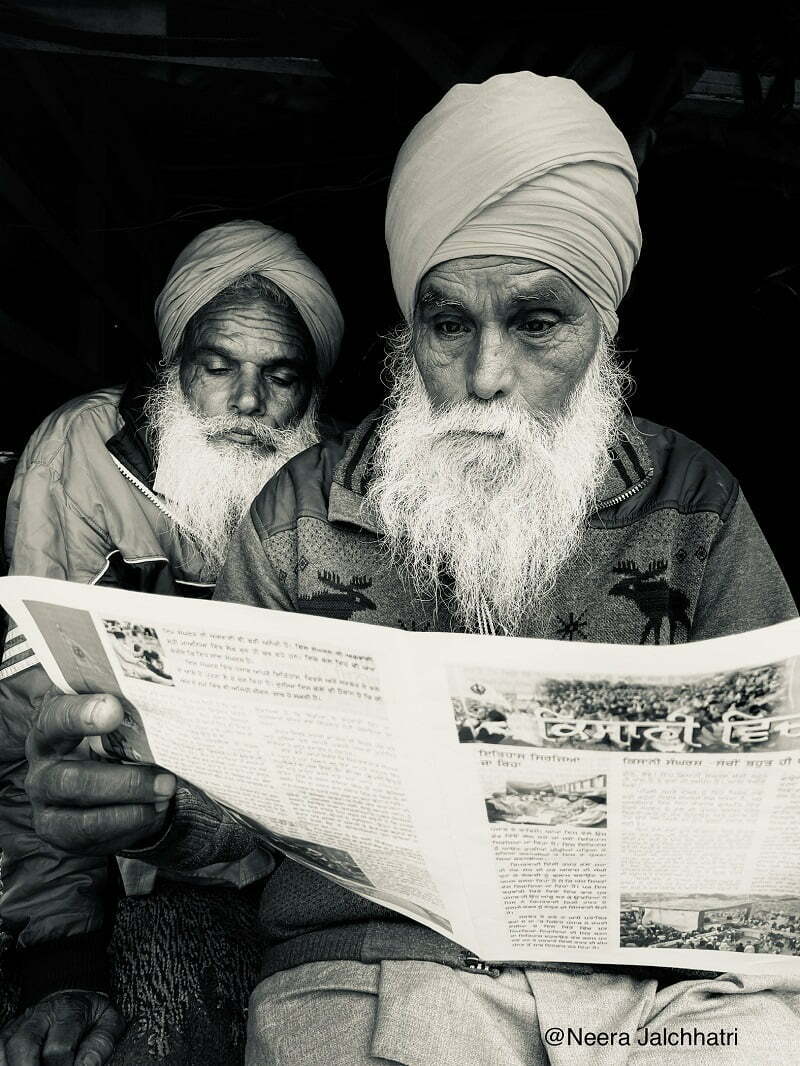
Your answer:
[364,328,629,636]
[144,366,319,580]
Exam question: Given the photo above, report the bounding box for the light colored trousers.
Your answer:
[245,959,800,1066]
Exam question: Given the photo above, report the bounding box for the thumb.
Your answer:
[29,692,124,758]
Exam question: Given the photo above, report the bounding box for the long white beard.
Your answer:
[144,367,319,579]
[365,329,630,635]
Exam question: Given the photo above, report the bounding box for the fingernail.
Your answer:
[154,773,176,797]
[80,1054,102,1066]
[154,799,171,814]
[87,697,107,726]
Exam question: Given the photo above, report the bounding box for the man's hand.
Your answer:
[25,691,176,855]
[0,991,125,1066]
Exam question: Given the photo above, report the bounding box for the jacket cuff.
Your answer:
[122,783,257,871]
[15,931,110,1007]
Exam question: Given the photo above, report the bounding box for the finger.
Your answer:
[35,803,172,855]
[3,1016,48,1066]
[40,1016,84,1066]
[74,1006,126,1066]
[0,1018,20,1066]
[30,760,175,807]
[29,694,124,758]
[0,1013,22,1047]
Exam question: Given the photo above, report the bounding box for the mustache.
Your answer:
[424,397,555,442]
[202,414,285,447]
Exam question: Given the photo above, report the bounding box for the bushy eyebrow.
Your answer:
[511,285,567,304]
[418,288,468,313]
[418,281,573,314]
[193,345,304,369]
[193,344,236,360]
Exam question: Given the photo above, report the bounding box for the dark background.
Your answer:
[1,1,798,593]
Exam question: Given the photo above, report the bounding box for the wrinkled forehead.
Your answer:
[183,291,313,355]
[415,256,597,316]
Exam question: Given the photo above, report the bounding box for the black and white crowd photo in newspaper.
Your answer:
[452,661,800,753]
[620,895,800,957]
[0,4,799,1066]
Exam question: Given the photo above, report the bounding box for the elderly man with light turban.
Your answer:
[23,75,799,1065]
[0,220,343,1065]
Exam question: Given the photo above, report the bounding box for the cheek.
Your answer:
[181,373,229,419]
[414,339,469,406]
[514,338,595,414]
[416,361,463,407]
[262,379,311,425]
[515,367,571,414]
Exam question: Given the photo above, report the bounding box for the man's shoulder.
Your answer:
[248,410,380,537]
[249,434,352,537]
[626,416,739,521]
[20,386,125,469]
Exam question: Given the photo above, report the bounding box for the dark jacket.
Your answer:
[132,410,797,981]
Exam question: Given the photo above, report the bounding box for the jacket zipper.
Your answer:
[109,454,177,523]
[594,467,653,513]
[460,951,501,977]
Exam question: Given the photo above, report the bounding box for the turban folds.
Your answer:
[386,72,642,338]
[155,219,344,377]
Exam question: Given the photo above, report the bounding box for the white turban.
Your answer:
[155,219,344,377]
[386,72,642,338]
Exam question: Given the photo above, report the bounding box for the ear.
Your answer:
[177,355,193,391]
[175,314,201,380]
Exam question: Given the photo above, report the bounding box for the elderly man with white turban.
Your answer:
[22,75,798,1065]
[0,220,343,1065]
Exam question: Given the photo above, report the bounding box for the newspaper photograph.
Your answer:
[620,895,800,956]
[2,573,800,975]
[451,661,798,752]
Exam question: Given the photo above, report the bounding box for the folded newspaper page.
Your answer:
[3,574,800,976]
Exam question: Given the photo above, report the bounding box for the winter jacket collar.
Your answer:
[104,369,159,488]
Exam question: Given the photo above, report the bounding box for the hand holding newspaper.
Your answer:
[3,574,800,975]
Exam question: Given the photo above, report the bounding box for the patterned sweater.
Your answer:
[131,410,797,980]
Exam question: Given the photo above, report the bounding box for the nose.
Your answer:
[467,328,515,401]
[229,372,266,418]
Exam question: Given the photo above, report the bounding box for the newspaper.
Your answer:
[3,574,800,976]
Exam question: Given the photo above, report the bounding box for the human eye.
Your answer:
[200,356,232,376]
[264,368,298,388]
[433,317,470,338]
[516,312,560,336]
